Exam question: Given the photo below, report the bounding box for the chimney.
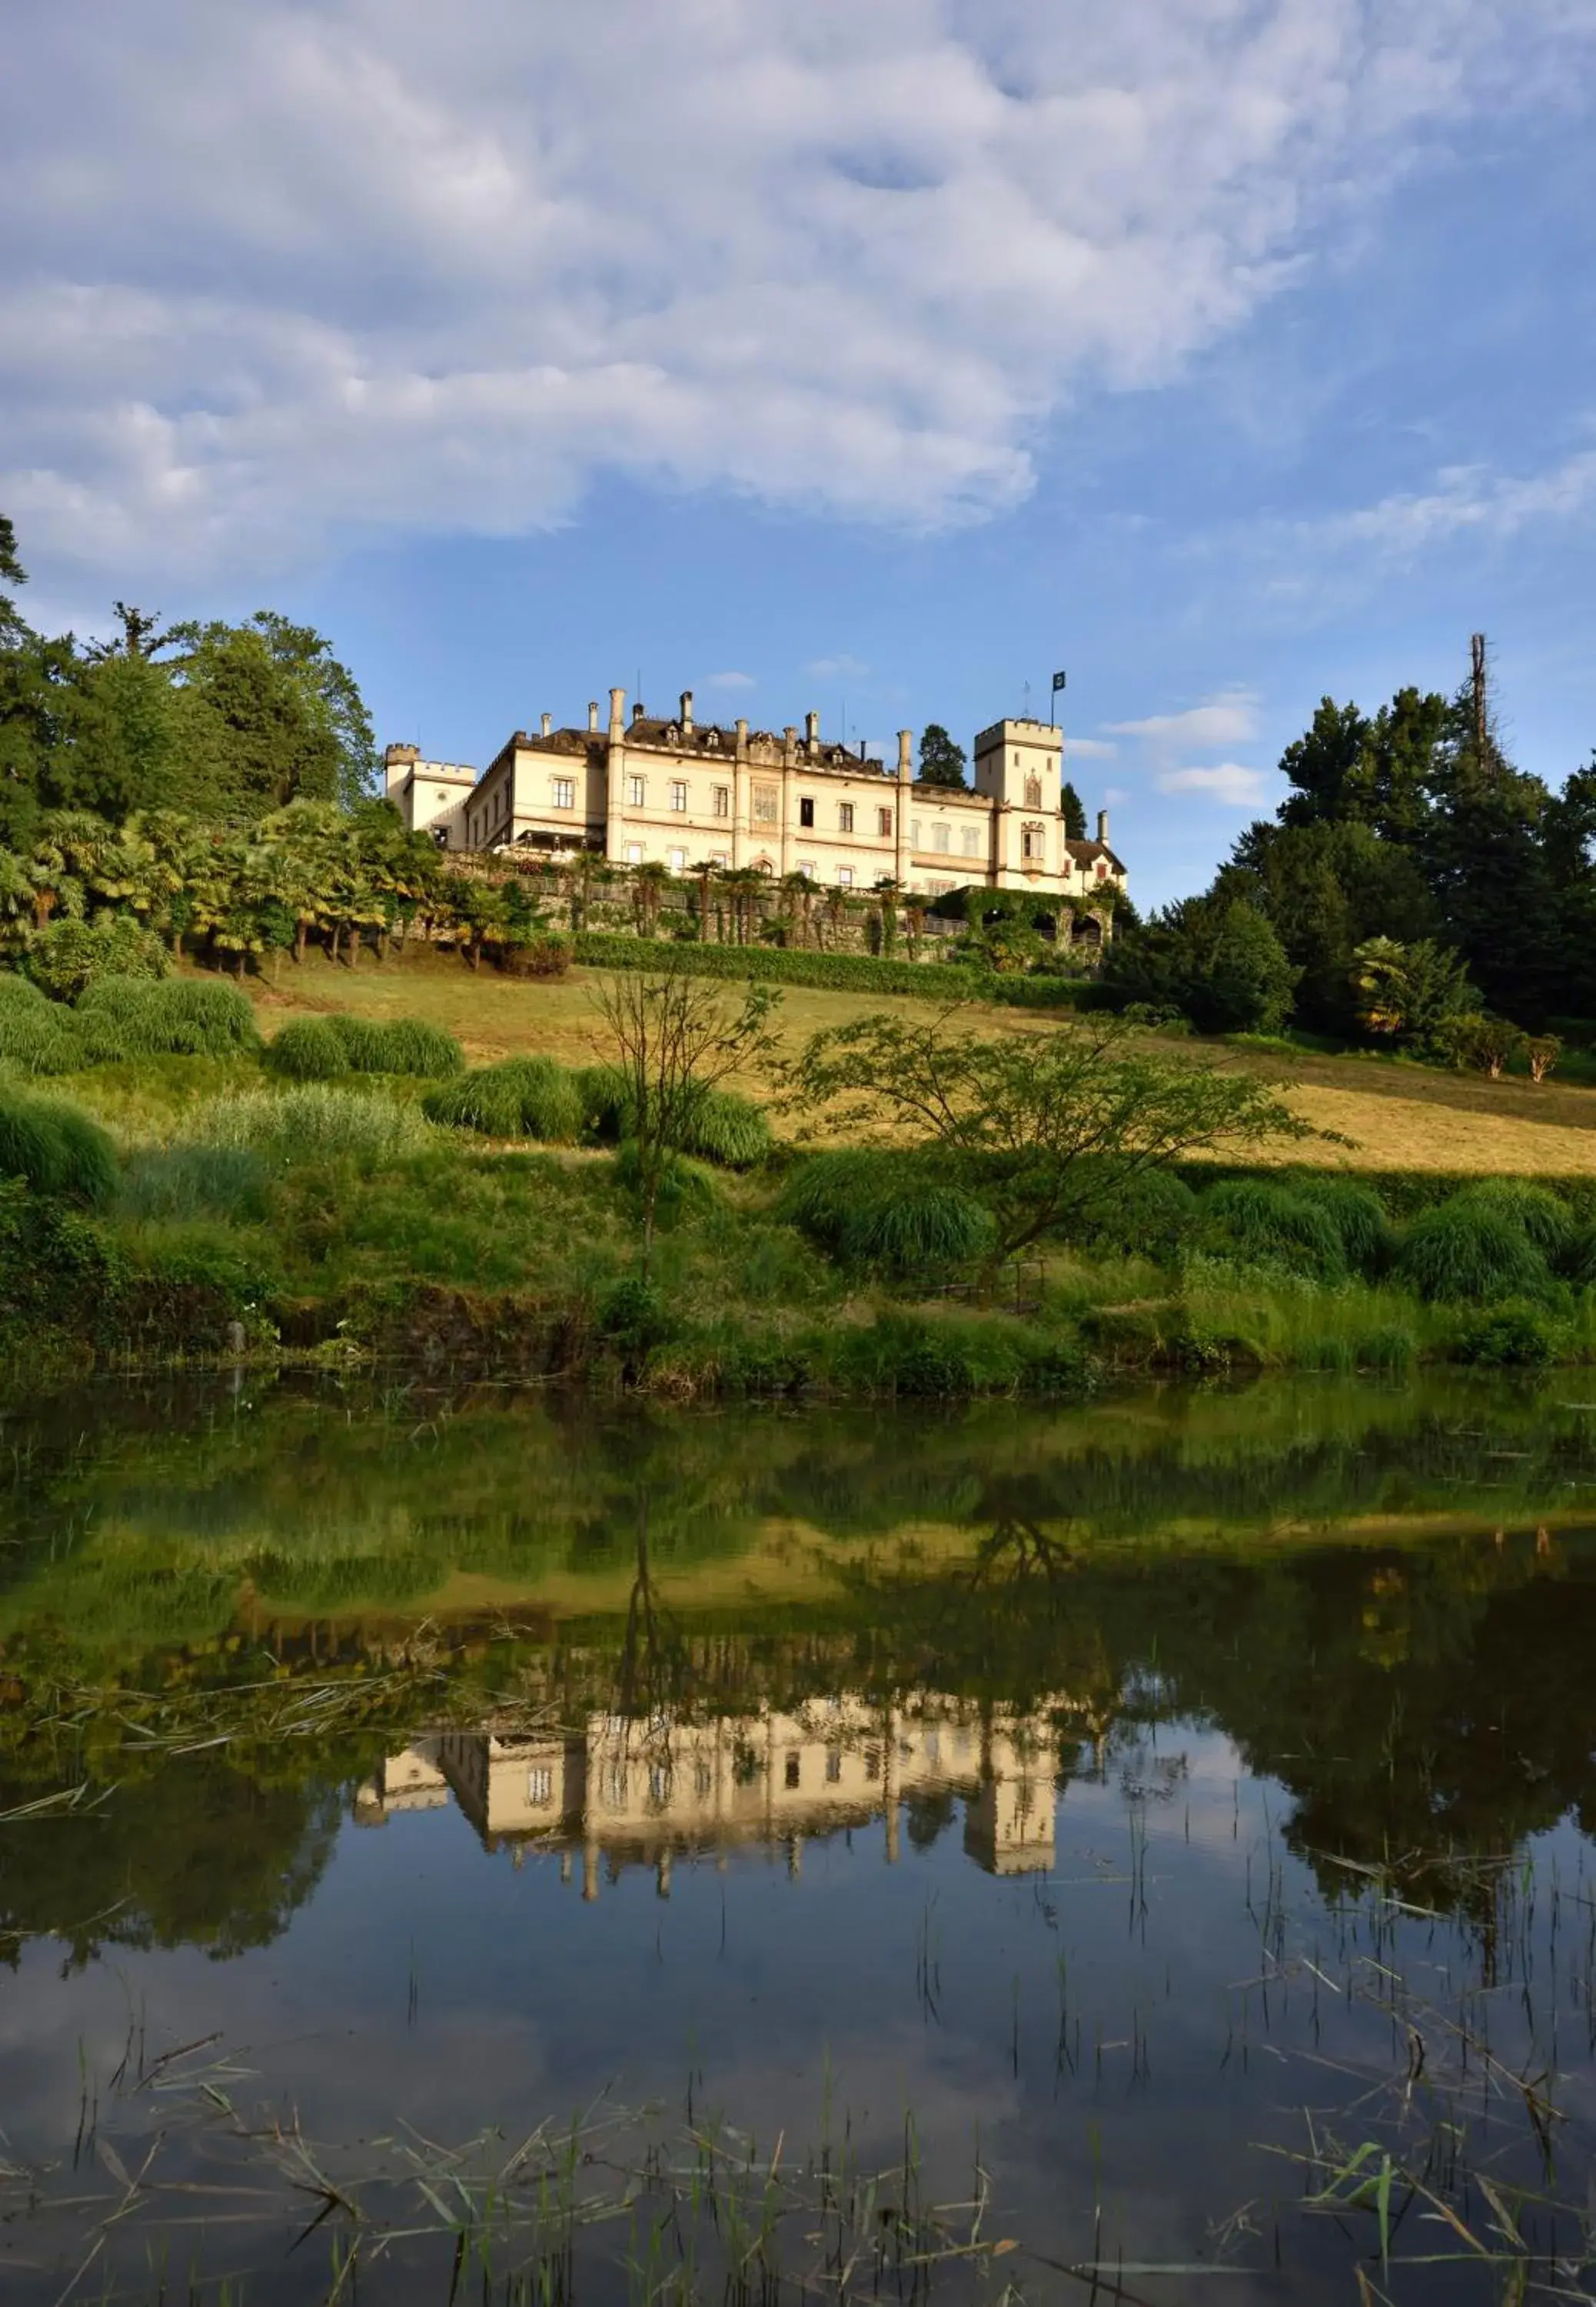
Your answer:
[804,709,820,751]
[897,731,913,784]
[608,687,626,737]
[680,689,693,735]
[1096,808,1109,845]
[588,700,600,733]
[783,726,797,767]
[735,717,749,759]
[540,712,552,738]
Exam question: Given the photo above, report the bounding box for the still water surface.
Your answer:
[1,1374,1594,2302]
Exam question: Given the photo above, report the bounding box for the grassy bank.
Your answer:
[11,959,1596,1386]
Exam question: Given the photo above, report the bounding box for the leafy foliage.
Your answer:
[1104,897,1298,1034]
[917,724,968,789]
[26,916,168,1000]
[264,1017,351,1081]
[0,976,86,1074]
[783,1011,1312,1263]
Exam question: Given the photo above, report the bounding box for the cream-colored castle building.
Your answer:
[383,689,1124,906]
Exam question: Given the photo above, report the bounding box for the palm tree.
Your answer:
[630,860,670,938]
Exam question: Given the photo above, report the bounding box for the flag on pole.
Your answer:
[1052,670,1066,692]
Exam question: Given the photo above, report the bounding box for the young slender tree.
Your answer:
[593,955,778,1267]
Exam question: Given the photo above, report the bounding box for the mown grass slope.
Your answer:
[242,947,1596,1177]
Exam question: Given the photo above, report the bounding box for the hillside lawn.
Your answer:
[235,946,1596,1177]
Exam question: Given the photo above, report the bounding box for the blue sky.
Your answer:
[5,0,1594,907]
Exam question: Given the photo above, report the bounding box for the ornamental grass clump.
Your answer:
[780,1149,996,1274]
[1451,1178,1574,1262]
[0,975,85,1075]
[1392,1196,1549,1303]
[576,1064,772,1169]
[678,1087,773,1169]
[264,1017,351,1081]
[192,1084,431,1170]
[1200,1178,1348,1283]
[1295,1178,1392,1276]
[0,1085,118,1203]
[357,1017,464,1079]
[75,977,260,1059]
[423,1056,584,1143]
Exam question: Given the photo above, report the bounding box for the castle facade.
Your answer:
[383,688,1125,907]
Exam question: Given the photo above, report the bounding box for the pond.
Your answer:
[1,1373,1594,2303]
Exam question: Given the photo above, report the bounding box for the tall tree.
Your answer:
[1059,780,1086,840]
[168,611,377,817]
[918,724,968,789]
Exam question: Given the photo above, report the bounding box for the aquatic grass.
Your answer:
[1392,1197,1551,1303]
[423,1055,585,1142]
[190,1084,431,1171]
[0,1085,118,1203]
[117,1143,271,1224]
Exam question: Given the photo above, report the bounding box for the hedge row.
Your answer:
[569,930,1088,1007]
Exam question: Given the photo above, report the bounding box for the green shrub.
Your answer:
[1392,1198,1549,1302]
[0,1086,118,1203]
[780,1150,996,1273]
[264,1017,351,1081]
[118,1144,271,1223]
[1295,1179,1392,1274]
[192,1085,431,1170]
[26,916,167,1000]
[75,977,261,1059]
[1452,1179,1574,1260]
[1201,1179,1348,1283]
[1453,1300,1560,1367]
[597,1274,677,1353]
[423,1056,584,1143]
[0,975,85,1074]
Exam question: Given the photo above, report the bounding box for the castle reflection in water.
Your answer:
[355,1693,1107,1889]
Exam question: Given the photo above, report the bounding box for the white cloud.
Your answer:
[705,671,756,691]
[1155,761,1270,805]
[1063,735,1118,760]
[1341,444,1596,554]
[1106,691,1260,747]
[3,2,1593,581]
[806,654,871,682]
